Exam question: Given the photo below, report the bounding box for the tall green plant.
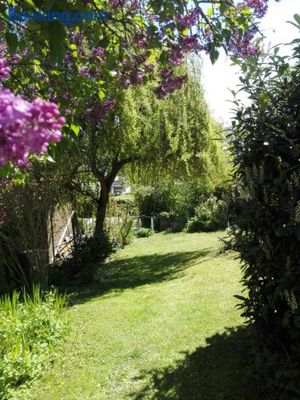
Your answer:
[0,286,67,399]
[230,21,300,399]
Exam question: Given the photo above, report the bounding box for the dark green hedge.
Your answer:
[230,36,300,399]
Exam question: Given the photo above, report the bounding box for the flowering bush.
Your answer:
[0,0,275,172]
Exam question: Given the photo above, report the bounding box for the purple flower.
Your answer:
[92,47,105,61]
[229,28,260,58]
[79,66,91,77]
[169,46,185,66]
[161,68,173,79]
[133,70,144,84]
[176,8,201,30]
[155,74,187,99]
[121,75,132,88]
[241,0,268,17]
[129,0,140,10]
[90,99,116,120]
[145,64,154,74]
[0,58,11,81]
[133,33,148,49]
[181,35,201,52]
[109,0,126,8]
[0,89,65,167]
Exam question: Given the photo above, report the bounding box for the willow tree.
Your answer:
[64,63,223,240]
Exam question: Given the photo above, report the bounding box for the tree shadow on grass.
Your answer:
[130,326,256,400]
[68,249,212,305]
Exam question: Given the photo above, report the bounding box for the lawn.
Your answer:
[26,231,254,400]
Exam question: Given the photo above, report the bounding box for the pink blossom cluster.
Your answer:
[0,89,65,167]
[155,70,187,99]
[0,58,10,81]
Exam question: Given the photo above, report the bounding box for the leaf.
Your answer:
[49,21,66,62]
[240,7,252,16]
[295,224,300,241]
[234,295,248,302]
[44,0,56,8]
[294,13,300,27]
[24,0,38,9]
[98,89,106,101]
[5,32,18,52]
[49,20,66,43]
[209,47,219,64]
[46,155,56,163]
[207,7,214,18]
[71,124,80,136]
[0,165,11,178]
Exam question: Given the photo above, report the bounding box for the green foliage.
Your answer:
[185,196,228,233]
[61,233,114,283]
[134,186,173,217]
[136,228,153,238]
[106,197,137,248]
[134,182,232,233]
[75,194,96,219]
[230,30,300,399]
[118,219,134,247]
[0,286,67,399]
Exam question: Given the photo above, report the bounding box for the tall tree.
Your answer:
[63,62,223,239]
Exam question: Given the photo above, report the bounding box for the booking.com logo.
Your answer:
[8,6,111,25]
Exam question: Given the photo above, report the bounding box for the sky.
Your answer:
[201,0,300,126]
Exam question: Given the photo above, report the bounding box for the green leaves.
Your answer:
[209,47,219,64]
[229,32,300,400]
[48,20,66,62]
[70,124,80,136]
[5,32,18,52]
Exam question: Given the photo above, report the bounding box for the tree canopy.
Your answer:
[0,0,273,172]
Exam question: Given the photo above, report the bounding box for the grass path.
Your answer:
[27,232,253,400]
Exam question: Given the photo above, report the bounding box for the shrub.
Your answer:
[67,233,113,282]
[185,196,228,232]
[0,287,67,399]
[134,186,173,220]
[136,228,153,238]
[230,32,300,399]
[106,199,136,248]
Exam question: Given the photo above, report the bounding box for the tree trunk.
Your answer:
[94,180,110,241]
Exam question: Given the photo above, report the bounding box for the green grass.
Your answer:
[26,231,254,400]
